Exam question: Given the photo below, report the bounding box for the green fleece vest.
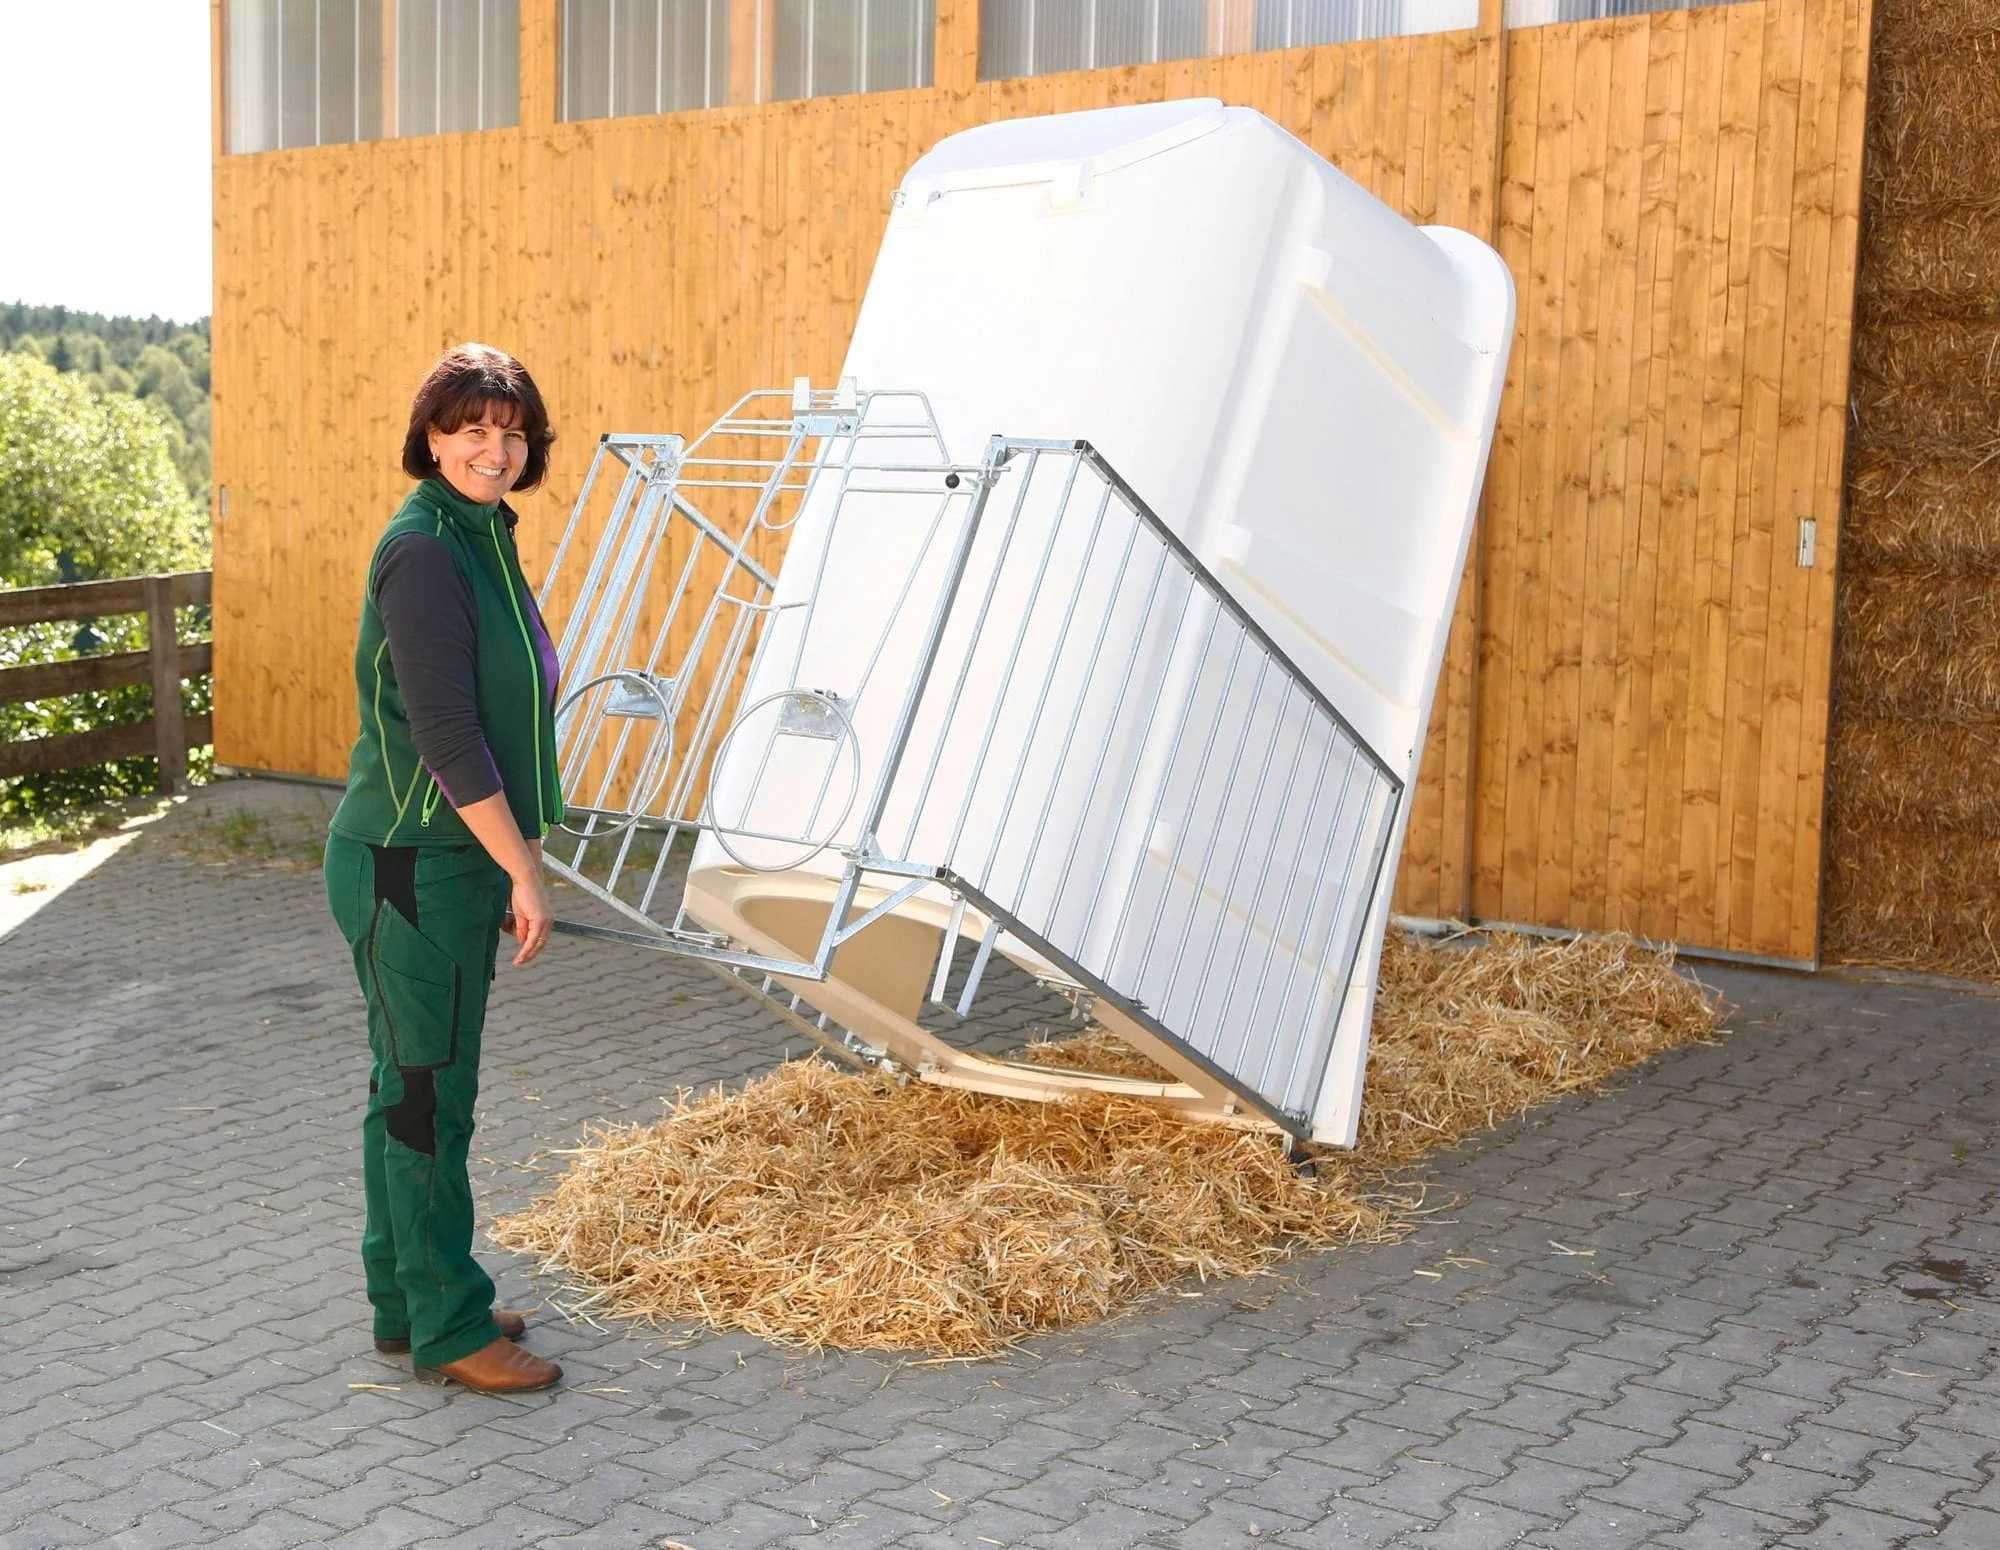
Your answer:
[330,477,564,848]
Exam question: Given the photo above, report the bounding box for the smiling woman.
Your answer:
[319,341,568,1395]
[398,344,554,503]
[427,411,528,504]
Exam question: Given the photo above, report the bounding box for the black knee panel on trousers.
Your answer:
[385,1068,438,1155]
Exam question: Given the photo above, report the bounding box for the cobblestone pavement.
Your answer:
[4,778,1999,1550]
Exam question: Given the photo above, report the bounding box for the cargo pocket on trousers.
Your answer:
[368,901,463,1071]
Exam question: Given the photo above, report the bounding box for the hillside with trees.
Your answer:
[1,301,211,503]
[1,323,213,823]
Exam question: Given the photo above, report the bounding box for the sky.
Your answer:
[1,3,214,324]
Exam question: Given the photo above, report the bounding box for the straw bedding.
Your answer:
[1824,0,2000,976]
[493,929,1720,1355]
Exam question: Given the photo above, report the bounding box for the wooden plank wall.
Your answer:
[209,0,1872,962]
[1469,0,1870,962]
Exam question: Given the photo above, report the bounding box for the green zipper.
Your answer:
[398,511,451,837]
[375,638,429,838]
[489,521,550,832]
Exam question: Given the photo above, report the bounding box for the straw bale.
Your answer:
[1850,318,2000,394]
[1864,2,2000,211]
[1823,827,2000,977]
[494,930,1719,1354]
[1826,0,2000,977]
[1847,400,2000,471]
[1844,449,2000,575]
[1847,321,2000,456]
[1828,718,2000,833]
[1834,575,2000,721]
[1858,209,2000,321]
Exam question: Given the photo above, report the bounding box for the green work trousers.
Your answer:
[324,833,511,1368]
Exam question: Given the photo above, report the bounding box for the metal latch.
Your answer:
[1797,518,1817,569]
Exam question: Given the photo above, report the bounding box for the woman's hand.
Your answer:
[454,791,554,968]
[505,864,554,967]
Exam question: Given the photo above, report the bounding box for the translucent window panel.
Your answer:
[1100,0,1209,66]
[1505,0,1753,21]
[871,0,938,91]
[565,0,613,118]
[615,0,663,114]
[1252,0,1476,48]
[279,0,319,148]
[663,1,726,111]
[485,1,522,124]
[980,0,1207,80]
[398,0,520,135]
[562,0,730,119]
[227,2,282,153]
[400,0,440,126]
[771,0,935,101]
[225,0,384,152]
[318,0,360,142]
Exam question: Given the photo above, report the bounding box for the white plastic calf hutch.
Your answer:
[540,100,1514,1147]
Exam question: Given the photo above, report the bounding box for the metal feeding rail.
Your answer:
[539,381,1402,1137]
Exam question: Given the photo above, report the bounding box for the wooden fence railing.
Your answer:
[0,571,214,792]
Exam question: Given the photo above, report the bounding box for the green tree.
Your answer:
[167,331,210,391]
[0,353,206,587]
[132,343,203,422]
[0,303,212,504]
[0,353,213,819]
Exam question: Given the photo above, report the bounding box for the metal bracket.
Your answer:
[793,374,862,437]
[777,690,846,740]
[607,672,678,720]
[1797,518,1817,569]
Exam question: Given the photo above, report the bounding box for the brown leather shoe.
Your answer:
[375,1309,527,1355]
[416,1336,561,1394]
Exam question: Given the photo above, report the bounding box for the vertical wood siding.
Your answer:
[210,0,1872,961]
[1466,0,1869,961]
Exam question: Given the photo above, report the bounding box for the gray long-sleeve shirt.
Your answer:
[373,532,506,808]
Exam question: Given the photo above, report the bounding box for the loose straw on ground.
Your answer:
[493,929,1721,1355]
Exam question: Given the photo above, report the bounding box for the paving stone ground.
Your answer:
[4,776,1999,1550]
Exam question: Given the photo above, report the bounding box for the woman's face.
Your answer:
[427,405,529,506]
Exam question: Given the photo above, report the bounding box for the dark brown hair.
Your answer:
[401,343,557,492]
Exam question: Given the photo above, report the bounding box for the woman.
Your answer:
[324,343,566,1394]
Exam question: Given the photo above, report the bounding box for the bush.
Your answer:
[0,351,213,824]
[0,609,214,822]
